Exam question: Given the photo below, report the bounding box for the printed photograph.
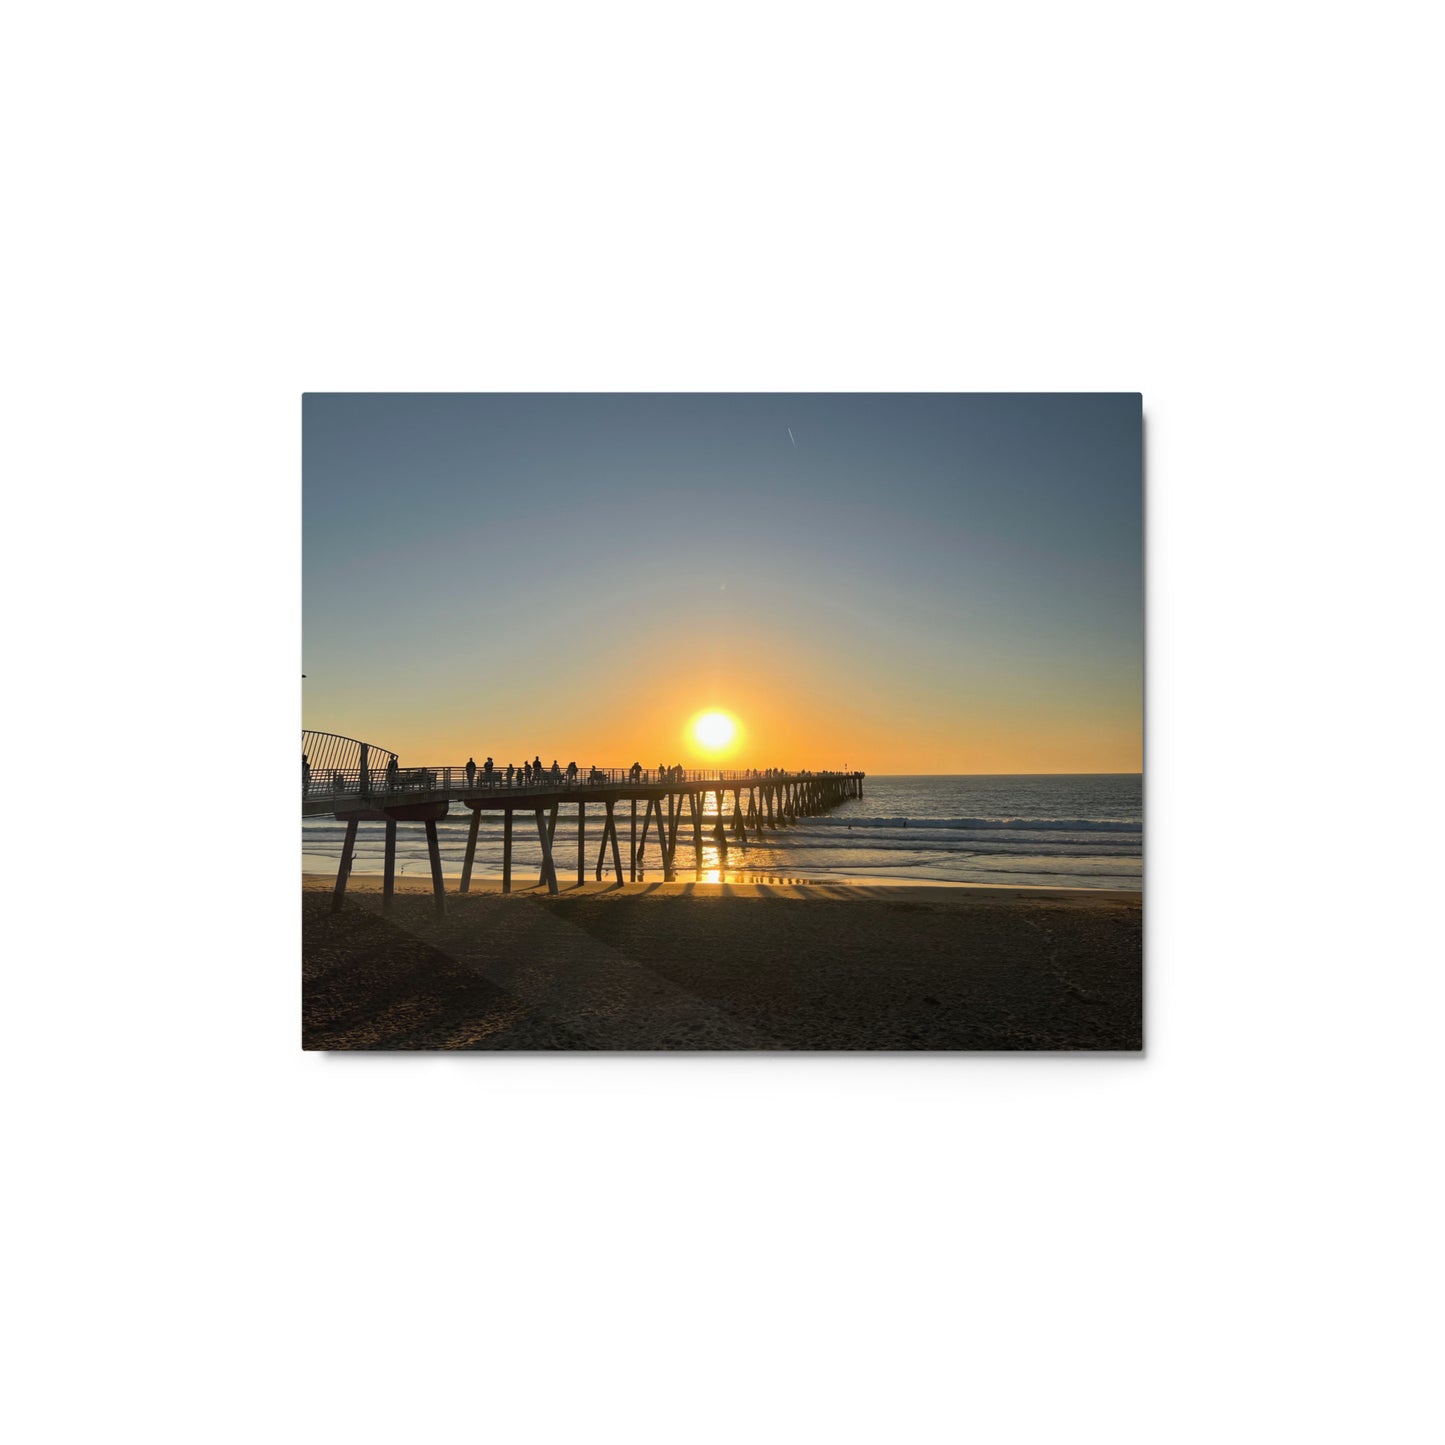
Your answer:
[303,393,1142,1050]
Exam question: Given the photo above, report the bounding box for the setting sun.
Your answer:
[691,710,737,753]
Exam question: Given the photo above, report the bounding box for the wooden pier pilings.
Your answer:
[323,769,865,914]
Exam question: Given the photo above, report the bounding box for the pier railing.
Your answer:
[302,764,854,803]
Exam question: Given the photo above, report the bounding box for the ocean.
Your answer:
[302,774,1142,891]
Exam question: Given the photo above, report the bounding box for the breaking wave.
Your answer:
[806,816,1140,833]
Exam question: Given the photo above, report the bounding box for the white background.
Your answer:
[4,3,1440,1442]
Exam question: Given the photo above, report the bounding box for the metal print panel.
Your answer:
[302,393,1142,1050]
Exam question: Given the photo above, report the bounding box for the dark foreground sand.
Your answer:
[303,877,1142,1051]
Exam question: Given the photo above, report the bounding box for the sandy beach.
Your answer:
[303,876,1142,1051]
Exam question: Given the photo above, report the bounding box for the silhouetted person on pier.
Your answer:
[506,762,515,785]
[533,755,543,779]
[466,757,476,787]
[566,760,578,781]
[657,762,665,781]
[386,756,399,788]
[551,759,562,782]
[630,761,641,782]
[484,757,494,779]
[302,754,310,796]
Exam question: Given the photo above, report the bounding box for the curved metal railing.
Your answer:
[302,730,399,801]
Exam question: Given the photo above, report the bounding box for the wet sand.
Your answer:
[302,877,1142,1051]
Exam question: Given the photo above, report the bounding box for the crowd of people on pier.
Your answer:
[456,758,684,785]
[443,761,848,788]
[305,750,852,799]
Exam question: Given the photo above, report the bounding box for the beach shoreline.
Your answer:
[303,871,1139,901]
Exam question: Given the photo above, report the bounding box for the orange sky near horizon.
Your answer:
[304,644,1141,775]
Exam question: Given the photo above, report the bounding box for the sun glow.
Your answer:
[691,710,738,753]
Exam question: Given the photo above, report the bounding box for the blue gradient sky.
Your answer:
[303,394,1141,771]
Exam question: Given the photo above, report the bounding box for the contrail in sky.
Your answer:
[787,427,796,448]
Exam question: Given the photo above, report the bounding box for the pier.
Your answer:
[303,731,865,915]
